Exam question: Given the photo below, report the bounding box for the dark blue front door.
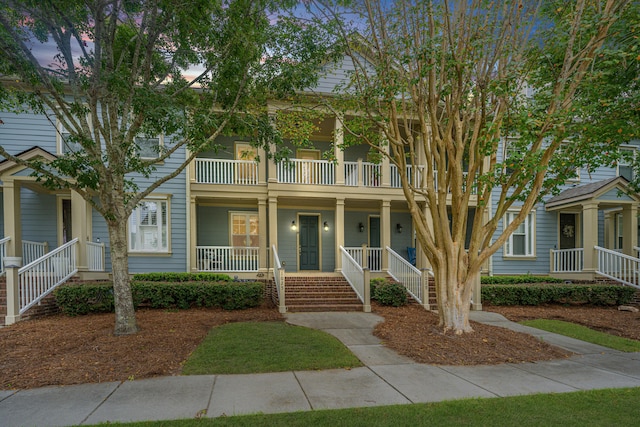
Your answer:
[299,215,319,270]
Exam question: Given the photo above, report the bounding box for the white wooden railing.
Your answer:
[0,236,10,276]
[277,159,335,185]
[86,241,106,271]
[390,164,424,188]
[340,246,366,303]
[272,245,286,313]
[22,240,49,265]
[19,238,78,315]
[196,246,259,272]
[195,158,258,185]
[387,246,424,304]
[595,246,640,289]
[344,247,383,272]
[344,162,359,186]
[550,248,584,273]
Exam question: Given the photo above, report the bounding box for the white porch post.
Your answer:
[3,179,22,324]
[582,202,599,276]
[381,200,391,271]
[334,115,345,186]
[189,196,197,271]
[268,197,278,268]
[71,190,90,271]
[622,204,638,256]
[258,198,268,270]
[335,198,345,272]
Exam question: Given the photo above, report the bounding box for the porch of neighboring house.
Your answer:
[0,148,107,325]
[547,177,640,289]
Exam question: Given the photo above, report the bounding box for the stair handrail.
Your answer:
[386,246,424,304]
[0,236,10,276]
[595,245,640,289]
[339,246,371,312]
[272,245,286,314]
[18,238,79,314]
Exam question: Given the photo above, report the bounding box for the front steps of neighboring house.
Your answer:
[284,274,364,312]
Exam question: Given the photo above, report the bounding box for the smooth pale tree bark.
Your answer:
[313,0,635,334]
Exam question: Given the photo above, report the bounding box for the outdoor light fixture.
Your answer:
[323,221,329,232]
[291,220,297,231]
[397,223,403,233]
[359,222,364,232]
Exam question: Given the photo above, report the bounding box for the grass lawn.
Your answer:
[89,387,640,426]
[181,321,363,375]
[520,319,640,352]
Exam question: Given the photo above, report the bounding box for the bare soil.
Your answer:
[1,302,638,390]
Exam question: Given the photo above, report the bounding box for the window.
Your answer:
[129,198,169,252]
[56,119,83,154]
[618,147,635,181]
[234,142,257,184]
[230,212,258,247]
[135,135,163,159]
[504,210,535,257]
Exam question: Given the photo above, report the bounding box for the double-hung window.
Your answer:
[56,119,83,154]
[230,212,259,247]
[135,135,163,160]
[129,198,170,253]
[504,210,535,257]
[618,147,635,182]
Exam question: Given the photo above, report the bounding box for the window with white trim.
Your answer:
[230,212,259,247]
[135,135,163,159]
[618,147,635,182]
[56,119,83,154]
[504,210,535,257]
[129,198,169,252]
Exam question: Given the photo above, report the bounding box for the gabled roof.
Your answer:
[545,176,638,210]
[0,146,57,175]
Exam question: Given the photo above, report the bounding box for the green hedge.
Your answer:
[481,275,563,285]
[54,281,263,315]
[131,272,232,282]
[370,278,408,307]
[481,284,636,306]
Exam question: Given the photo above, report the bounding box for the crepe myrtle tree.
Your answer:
[0,0,333,335]
[311,0,637,334]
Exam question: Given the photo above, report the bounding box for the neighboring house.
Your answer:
[1,55,639,324]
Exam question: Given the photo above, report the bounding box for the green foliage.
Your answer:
[482,284,636,306]
[481,275,563,285]
[131,272,232,282]
[54,281,263,315]
[370,278,408,307]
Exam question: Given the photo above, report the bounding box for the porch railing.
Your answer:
[0,236,10,275]
[19,238,78,315]
[343,246,383,272]
[340,246,368,305]
[550,248,584,273]
[86,241,106,271]
[195,158,258,185]
[390,164,423,188]
[277,159,335,185]
[22,240,49,265]
[196,246,259,272]
[595,246,640,289]
[272,245,286,314]
[387,246,424,304]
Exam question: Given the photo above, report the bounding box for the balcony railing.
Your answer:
[196,246,259,272]
[195,158,258,185]
[277,159,335,185]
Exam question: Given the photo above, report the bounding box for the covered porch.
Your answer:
[546,177,640,284]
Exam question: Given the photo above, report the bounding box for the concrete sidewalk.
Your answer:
[2,311,640,426]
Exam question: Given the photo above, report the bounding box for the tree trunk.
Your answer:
[108,219,138,335]
[433,247,475,335]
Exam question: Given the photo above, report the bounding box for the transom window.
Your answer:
[504,210,535,257]
[129,198,169,252]
[231,212,258,247]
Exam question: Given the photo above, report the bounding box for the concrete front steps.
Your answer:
[284,274,363,312]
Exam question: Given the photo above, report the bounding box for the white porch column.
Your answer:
[335,198,345,271]
[189,195,197,271]
[334,115,345,186]
[622,204,638,256]
[258,198,268,270]
[268,197,278,254]
[582,202,599,274]
[3,179,22,324]
[257,146,267,185]
[71,190,91,271]
[381,200,391,271]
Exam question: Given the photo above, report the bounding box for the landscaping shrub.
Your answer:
[481,284,636,306]
[131,272,232,282]
[370,278,408,306]
[54,280,263,315]
[481,275,563,285]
